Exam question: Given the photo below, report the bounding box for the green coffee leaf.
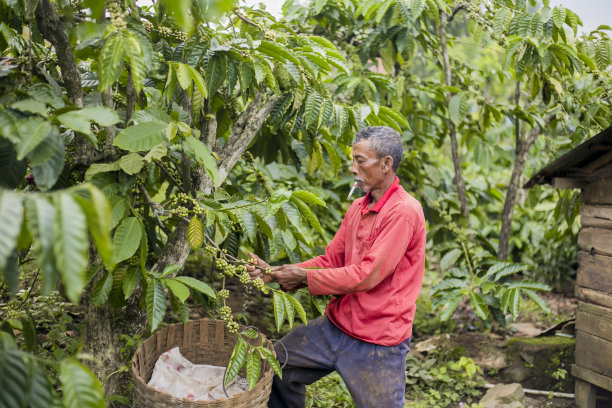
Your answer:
[246,351,261,390]
[163,279,190,303]
[524,289,551,315]
[98,33,126,92]
[119,153,144,175]
[448,92,468,125]
[60,359,106,408]
[16,117,52,159]
[235,209,257,243]
[188,215,204,250]
[506,281,551,291]
[269,187,292,215]
[225,337,247,385]
[114,122,166,152]
[282,292,295,328]
[25,196,58,294]
[273,292,286,332]
[174,276,215,299]
[240,329,259,339]
[122,267,141,299]
[92,270,113,307]
[0,138,27,189]
[111,217,143,265]
[73,185,113,269]
[53,193,88,303]
[146,278,166,332]
[508,288,521,319]
[440,294,463,321]
[287,295,307,325]
[0,342,53,408]
[0,191,23,271]
[440,248,462,270]
[291,190,326,207]
[184,136,219,186]
[259,346,282,379]
[469,292,489,321]
[161,264,182,278]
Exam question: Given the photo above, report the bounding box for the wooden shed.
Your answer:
[525,125,612,408]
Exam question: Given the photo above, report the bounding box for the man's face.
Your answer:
[350,140,386,193]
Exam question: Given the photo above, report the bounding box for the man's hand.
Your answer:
[271,265,308,291]
[246,253,308,290]
[246,252,273,284]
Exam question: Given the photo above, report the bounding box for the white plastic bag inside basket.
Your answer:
[148,347,248,401]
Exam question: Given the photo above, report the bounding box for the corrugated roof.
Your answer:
[524,125,612,188]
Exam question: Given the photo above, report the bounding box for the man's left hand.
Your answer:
[271,265,308,291]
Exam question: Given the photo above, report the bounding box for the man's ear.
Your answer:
[383,156,394,172]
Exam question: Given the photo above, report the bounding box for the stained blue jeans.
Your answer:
[268,316,410,408]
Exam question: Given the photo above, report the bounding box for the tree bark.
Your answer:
[35,0,97,165]
[439,11,471,224]
[35,0,83,108]
[124,69,137,128]
[102,89,117,149]
[498,115,553,259]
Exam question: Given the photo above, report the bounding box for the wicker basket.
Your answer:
[131,319,275,407]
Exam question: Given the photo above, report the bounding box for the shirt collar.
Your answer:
[361,176,400,214]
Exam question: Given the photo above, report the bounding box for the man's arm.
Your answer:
[294,202,353,269]
[305,211,414,295]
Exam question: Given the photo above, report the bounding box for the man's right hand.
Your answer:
[246,252,274,284]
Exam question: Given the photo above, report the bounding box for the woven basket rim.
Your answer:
[131,318,274,406]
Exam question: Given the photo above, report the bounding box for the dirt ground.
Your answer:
[424,292,583,408]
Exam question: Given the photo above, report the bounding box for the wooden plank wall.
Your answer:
[575,191,612,393]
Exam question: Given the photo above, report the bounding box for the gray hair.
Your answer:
[352,126,404,172]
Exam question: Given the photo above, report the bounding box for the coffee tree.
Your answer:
[283,0,610,321]
[0,0,410,405]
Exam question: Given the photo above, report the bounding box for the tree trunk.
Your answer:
[439,11,471,224]
[35,0,83,108]
[35,0,96,164]
[498,115,552,259]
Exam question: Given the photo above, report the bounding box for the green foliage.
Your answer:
[223,328,280,391]
[0,336,106,408]
[405,353,484,407]
[0,339,54,408]
[60,358,107,408]
[306,372,354,408]
[0,0,609,404]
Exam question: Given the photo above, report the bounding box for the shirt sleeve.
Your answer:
[295,201,357,269]
[307,208,414,295]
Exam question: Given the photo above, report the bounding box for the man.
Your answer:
[248,126,426,408]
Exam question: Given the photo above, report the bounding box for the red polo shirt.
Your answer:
[298,177,426,346]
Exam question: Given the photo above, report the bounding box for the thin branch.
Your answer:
[234,10,260,29]
[137,184,170,234]
[71,149,119,167]
[19,258,37,266]
[19,269,40,308]
[514,80,521,147]
[438,10,471,225]
[155,160,188,194]
[217,200,267,212]
[448,4,466,23]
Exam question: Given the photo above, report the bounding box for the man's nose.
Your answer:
[350,161,357,175]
